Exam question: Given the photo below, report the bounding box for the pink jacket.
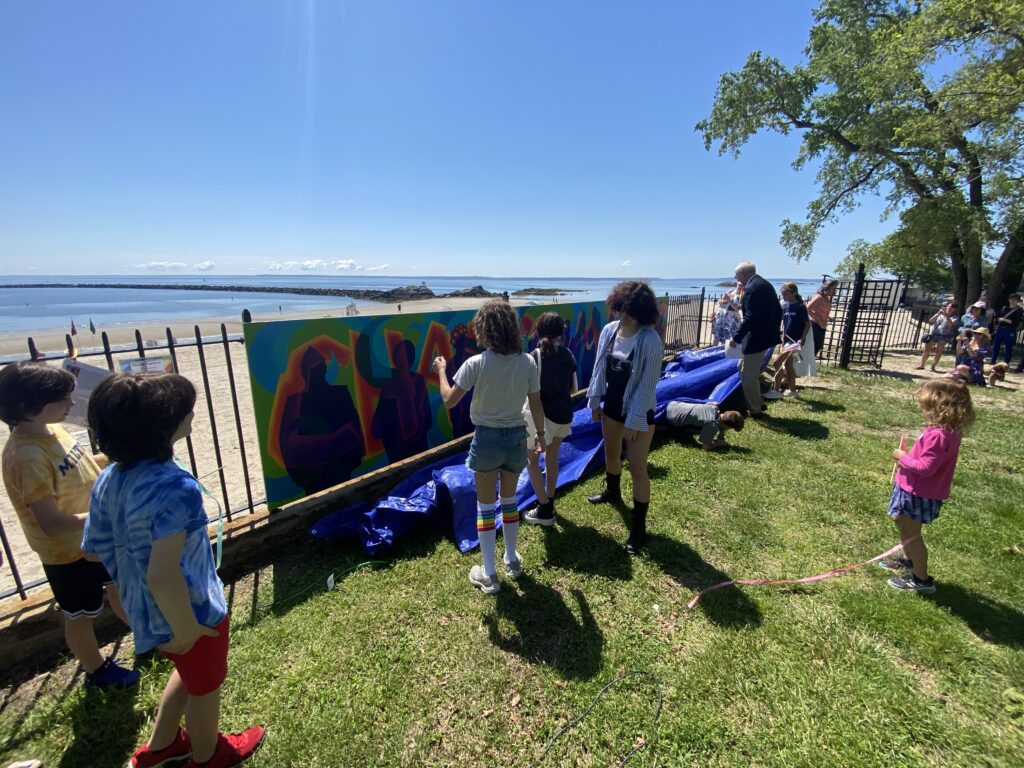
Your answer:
[895,426,962,501]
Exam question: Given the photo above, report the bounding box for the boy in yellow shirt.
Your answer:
[0,361,138,688]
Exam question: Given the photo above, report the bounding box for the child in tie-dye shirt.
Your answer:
[84,374,265,768]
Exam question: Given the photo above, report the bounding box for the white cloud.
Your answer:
[301,259,328,271]
[363,264,390,272]
[332,259,359,271]
[267,262,285,271]
[193,260,216,271]
[137,261,188,270]
[620,259,632,267]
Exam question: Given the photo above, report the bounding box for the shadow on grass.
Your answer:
[57,680,143,768]
[644,534,763,629]
[540,514,632,581]
[758,415,829,441]
[797,397,845,414]
[926,583,1024,648]
[658,431,753,455]
[858,369,921,383]
[486,574,603,680]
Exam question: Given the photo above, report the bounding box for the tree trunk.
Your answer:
[986,221,1024,311]
[949,238,968,310]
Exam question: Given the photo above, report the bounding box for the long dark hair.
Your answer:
[535,312,566,356]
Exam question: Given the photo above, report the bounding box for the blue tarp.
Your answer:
[310,346,754,554]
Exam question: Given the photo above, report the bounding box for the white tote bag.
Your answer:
[792,333,817,378]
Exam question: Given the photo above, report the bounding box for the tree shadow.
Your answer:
[485,574,603,680]
[796,397,845,414]
[539,514,633,581]
[758,416,829,441]
[858,368,920,383]
[644,534,763,629]
[925,583,1024,648]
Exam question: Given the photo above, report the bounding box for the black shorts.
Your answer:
[42,559,113,619]
[602,400,655,426]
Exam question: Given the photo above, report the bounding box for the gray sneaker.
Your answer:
[469,564,500,594]
[878,556,913,572]
[887,574,936,594]
[763,390,784,400]
[503,555,523,579]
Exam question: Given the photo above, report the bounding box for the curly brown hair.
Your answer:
[471,299,522,355]
[916,378,975,434]
[606,280,659,326]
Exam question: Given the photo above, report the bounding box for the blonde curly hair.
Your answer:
[471,299,522,355]
[916,377,975,434]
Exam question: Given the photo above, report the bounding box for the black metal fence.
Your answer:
[1,324,264,602]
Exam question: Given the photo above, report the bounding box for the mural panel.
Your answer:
[244,300,664,509]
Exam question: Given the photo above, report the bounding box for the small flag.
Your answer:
[89,318,96,334]
[70,318,78,336]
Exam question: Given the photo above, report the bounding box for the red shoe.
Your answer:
[184,727,266,768]
[129,728,191,767]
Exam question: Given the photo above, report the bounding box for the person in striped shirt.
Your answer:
[586,281,665,555]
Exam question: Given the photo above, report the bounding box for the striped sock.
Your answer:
[500,496,519,563]
[477,501,497,578]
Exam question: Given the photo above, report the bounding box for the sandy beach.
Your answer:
[0,295,520,598]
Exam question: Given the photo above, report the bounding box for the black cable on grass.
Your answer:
[525,671,663,768]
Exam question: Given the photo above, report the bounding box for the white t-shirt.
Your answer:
[453,350,541,428]
[611,333,639,361]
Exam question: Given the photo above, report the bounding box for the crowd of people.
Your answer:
[0,268,1003,766]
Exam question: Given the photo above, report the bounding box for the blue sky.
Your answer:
[0,1,894,279]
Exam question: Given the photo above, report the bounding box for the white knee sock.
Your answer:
[500,496,519,563]
[476,501,497,578]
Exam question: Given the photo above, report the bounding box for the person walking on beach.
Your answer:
[726,262,781,418]
[85,374,265,767]
[0,362,139,690]
[522,312,578,527]
[586,281,664,555]
[434,300,546,594]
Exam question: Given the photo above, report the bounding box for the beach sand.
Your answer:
[0,295,519,598]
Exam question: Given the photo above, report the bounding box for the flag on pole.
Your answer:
[70,318,78,336]
[89,318,96,334]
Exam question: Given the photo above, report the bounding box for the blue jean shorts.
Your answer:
[466,425,528,474]
[888,485,942,524]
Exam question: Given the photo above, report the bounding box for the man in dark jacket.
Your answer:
[727,261,782,417]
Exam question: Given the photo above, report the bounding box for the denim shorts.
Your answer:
[888,485,942,524]
[466,425,528,474]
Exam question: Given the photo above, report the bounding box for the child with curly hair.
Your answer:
[879,378,975,594]
[435,300,545,594]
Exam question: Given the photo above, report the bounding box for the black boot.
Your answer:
[587,472,622,505]
[625,500,648,555]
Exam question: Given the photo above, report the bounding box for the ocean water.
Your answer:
[0,274,827,335]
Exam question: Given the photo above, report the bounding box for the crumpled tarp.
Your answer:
[310,345,759,554]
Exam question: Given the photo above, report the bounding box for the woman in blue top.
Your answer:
[586,281,664,555]
[766,282,809,399]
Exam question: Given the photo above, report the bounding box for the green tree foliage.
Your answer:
[697,0,1024,309]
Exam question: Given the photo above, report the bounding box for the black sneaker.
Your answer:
[887,574,936,594]
[878,556,913,572]
[524,501,555,526]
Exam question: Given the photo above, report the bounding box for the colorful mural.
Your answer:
[244,300,664,509]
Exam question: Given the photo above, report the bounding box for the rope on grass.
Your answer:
[524,671,663,768]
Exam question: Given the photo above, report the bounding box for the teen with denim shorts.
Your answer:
[0,361,138,689]
[84,373,265,768]
[435,299,545,594]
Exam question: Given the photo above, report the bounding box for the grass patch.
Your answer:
[2,368,1022,767]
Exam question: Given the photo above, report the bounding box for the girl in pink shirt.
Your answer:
[880,378,975,593]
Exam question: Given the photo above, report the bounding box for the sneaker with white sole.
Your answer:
[503,555,523,579]
[524,501,555,527]
[783,389,800,398]
[887,574,936,594]
[763,390,784,400]
[878,556,913,572]
[469,564,500,594]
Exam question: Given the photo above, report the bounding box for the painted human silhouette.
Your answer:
[371,340,432,462]
[446,323,475,437]
[279,346,365,495]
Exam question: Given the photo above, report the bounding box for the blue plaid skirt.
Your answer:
[888,485,942,524]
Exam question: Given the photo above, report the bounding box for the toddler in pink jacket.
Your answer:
[879,378,975,593]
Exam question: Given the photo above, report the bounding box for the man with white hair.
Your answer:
[726,261,782,418]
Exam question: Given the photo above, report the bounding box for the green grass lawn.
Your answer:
[2,368,1023,767]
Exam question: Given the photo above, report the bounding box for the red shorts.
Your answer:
[161,615,231,696]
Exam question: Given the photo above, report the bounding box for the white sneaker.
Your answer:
[783,389,800,398]
[763,390,784,400]
[503,554,523,579]
[469,564,500,594]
